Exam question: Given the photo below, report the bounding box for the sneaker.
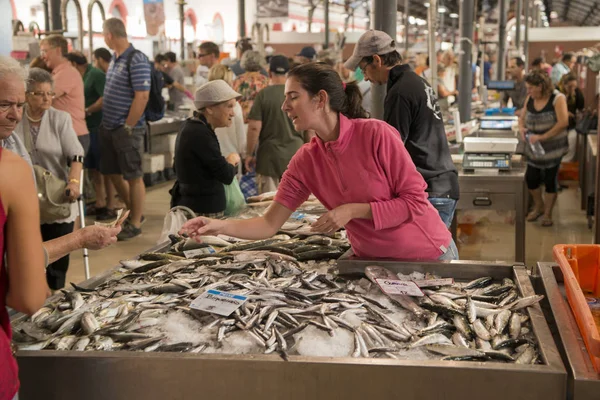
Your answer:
[96,208,118,221]
[127,215,146,226]
[117,221,142,241]
[86,205,106,216]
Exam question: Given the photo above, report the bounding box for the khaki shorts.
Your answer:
[99,124,146,180]
[257,174,280,194]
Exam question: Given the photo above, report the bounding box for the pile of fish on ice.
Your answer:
[11,234,543,364]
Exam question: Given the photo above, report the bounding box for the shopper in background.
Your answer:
[154,54,191,96]
[65,51,122,222]
[14,68,84,289]
[181,63,457,261]
[558,73,585,162]
[531,57,553,76]
[503,57,528,116]
[483,53,493,86]
[232,50,269,122]
[0,56,121,278]
[208,64,246,175]
[101,18,150,241]
[441,49,458,104]
[295,46,317,64]
[163,51,186,110]
[93,47,112,73]
[344,30,459,228]
[551,52,577,86]
[246,55,304,194]
[39,35,89,155]
[30,56,52,72]
[196,41,220,84]
[519,70,569,227]
[171,80,241,215]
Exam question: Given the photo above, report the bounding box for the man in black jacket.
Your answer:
[344,30,459,228]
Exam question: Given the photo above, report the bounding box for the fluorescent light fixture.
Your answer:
[424,2,430,7]
[438,6,447,13]
[408,16,416,24]
[550,11,558,19]
[424,29,429,34]
[449,13,458,18]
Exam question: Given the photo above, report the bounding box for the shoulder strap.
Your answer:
[21,105,34,154]
[126,49,141,88]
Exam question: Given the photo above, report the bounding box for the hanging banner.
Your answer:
[143,0,166,36]
[256,0,289,23]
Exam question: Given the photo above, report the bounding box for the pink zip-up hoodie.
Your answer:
[275,114,452,261]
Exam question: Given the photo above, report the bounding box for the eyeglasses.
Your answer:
[359,62,371,75]
[28,91,56,98]
[197,53,209,58]
[0,102,26,113]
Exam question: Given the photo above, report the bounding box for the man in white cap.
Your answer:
[344,30,459,228]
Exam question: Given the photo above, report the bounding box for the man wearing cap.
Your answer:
[344,30,459,228]
[295,46,317,65]
[246,55,305,193]
[171,80,241,215]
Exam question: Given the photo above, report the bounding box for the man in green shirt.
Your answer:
[245,55,305,193]
[67,52,120,221]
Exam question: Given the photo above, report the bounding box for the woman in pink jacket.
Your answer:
[181,63,457,261]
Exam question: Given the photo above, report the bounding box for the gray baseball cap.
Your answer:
[344,30,397,71]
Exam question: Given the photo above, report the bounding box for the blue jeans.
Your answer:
[429,197,457,229]
[438,239,459,261]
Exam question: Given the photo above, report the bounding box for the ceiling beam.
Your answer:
[580,2,598,25]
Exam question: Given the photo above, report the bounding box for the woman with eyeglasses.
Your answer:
[14,68,84,290]
[519,70,569,227]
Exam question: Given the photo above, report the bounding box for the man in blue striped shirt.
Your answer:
[100,18,150,241]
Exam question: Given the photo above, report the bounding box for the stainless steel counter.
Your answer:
[532,263,600,399]
[145,114,186,153]
[14,259,567,400]
[452,157,527,262]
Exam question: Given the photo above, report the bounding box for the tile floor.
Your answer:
[65,180,594,285]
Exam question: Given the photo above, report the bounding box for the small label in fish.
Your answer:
[190,289,248,316]
[412,278,454,288]
[184,247,216,258]
[375,279,424,297]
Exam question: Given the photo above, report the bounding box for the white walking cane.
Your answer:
[76,168,90,280]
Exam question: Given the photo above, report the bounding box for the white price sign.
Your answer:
[183,247,216,258]
[375,279,424,297]
[190,290,247,316]
[412,278,454,288]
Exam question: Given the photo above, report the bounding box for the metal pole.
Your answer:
[42,0,50,32]
[440,9,445,41]
[428,0,438,94]
[404,0,410,53]
[515,0,522,51]
[497,0,507,80]
[324,0,330,48]
[50,0,62,31]
[371,0,398,121]
[524,0,530,69]
[458,0,474,123]
[178,0,186,61]
[238,0,246,38]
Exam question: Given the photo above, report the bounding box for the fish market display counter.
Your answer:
[452,156,527,262]
[532,263,600,399]
[13,254,567,400]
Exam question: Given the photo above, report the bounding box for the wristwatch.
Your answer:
[124,124,133,135]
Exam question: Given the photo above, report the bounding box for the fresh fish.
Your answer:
[426,344,483,357]
[410,333,453,348]
[475,338,492,351]
[452,332,470,348]
[466,296,477,324]
[472,319,492,341]
[484,350,515,362]
[73,337,91,351]
[509,313,522,339]
[365,266,428,318]
[507,295,544,311]
[494,310,511,334]
[453,315,473,340]
[515,346,537,364]
[56,335,77,351]
[464,277,493,290]
[81,312,101,335]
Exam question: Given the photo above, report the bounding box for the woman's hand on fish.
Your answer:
[180,217,223,239]
[311,204,355,233]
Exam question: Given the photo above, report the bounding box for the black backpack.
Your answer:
[126,49,165,122]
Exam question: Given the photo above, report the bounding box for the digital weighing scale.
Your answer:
[462,115,520,171]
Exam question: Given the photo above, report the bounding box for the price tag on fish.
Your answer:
[375,279,424,297]
[190,289,248,316]
[183,247,216,258]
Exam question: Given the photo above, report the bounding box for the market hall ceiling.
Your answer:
[322,0,600,28]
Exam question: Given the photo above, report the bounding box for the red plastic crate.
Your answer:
[553,244,600,373]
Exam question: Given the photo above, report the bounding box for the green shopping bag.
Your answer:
[224,179,246,216]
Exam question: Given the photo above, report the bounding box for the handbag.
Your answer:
[21,107,71,223]
[224,179,246,216]
[157,206,196,244]
[34,165,71,223]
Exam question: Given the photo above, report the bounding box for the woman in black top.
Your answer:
[171,80,241,216]
[558,73,585,162]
